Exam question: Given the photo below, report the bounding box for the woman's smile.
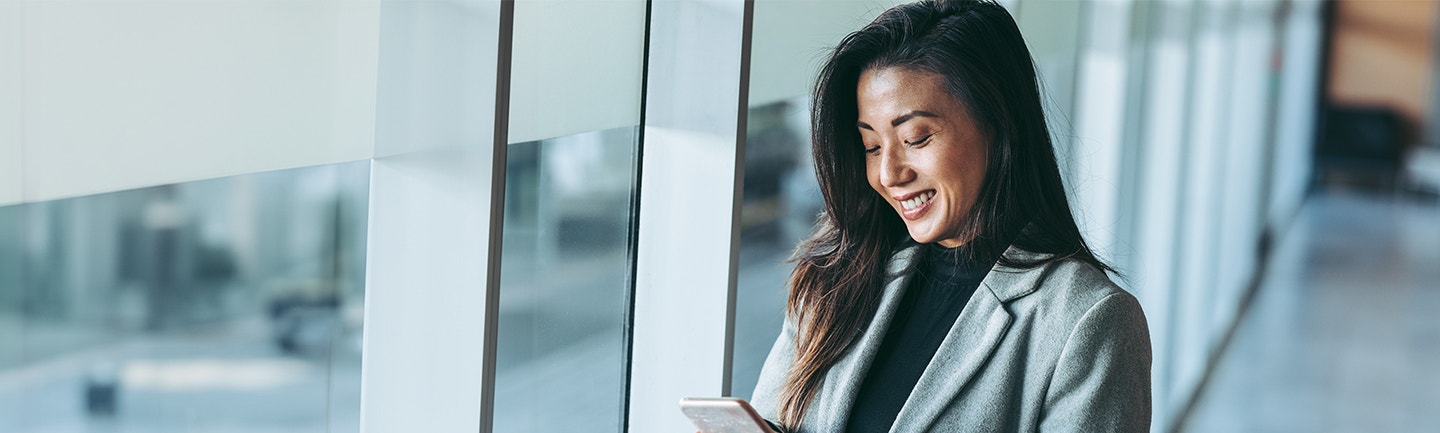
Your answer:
[894,190,936,220]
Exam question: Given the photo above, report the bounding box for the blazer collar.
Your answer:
[894,243,1045,431]
[886,240,1058,302]
[983,246,1058,302]
[817,241,1055,432]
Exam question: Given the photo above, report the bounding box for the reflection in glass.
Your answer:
[495,127,639,432]
[0,162,368,433]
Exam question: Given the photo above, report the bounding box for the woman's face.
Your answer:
[857,67,988,248]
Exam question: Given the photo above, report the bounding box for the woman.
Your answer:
[748,1,1152,432]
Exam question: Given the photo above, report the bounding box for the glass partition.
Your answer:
[0,206,21,371]
[732,96,818,399]
[495,127,639,432]
[0,162,368,433]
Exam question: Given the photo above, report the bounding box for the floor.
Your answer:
[0,319,361,433]
[1181,190,1440,432]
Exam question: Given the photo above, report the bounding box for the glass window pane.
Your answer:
[732,97,817,400]
[0,162,369,433]
[0,205,21,370]
[495,128,638,432]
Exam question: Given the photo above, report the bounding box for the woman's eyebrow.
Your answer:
[857,110,939,130]
[890,110,938,127]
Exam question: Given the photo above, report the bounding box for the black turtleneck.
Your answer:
[844,242,999,432]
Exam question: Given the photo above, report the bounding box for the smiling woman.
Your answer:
[745,1,1152,432]
[857,68,988,248]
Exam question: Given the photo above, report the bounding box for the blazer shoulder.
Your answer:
[1001,257,1137,322]
[1046,257,1128,298]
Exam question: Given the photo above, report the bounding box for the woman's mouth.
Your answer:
[898,190,936,220]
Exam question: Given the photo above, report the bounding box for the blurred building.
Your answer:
[0,0,1437,432]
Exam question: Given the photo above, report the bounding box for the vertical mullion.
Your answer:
[619,0,656,431]
[724,0,756,400]
[479,1,514,432]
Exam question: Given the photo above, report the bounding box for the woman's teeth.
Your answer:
[901,191,935,210]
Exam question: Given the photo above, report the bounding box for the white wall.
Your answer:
[1213,0,1278,351]
[1270,0,1323,229]
[1130,0,1194,427]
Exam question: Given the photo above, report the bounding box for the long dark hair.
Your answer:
[778,0,1112,427]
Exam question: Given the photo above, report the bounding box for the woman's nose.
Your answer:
[877,147,913,187]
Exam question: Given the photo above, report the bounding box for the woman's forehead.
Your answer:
[856,68,963,126]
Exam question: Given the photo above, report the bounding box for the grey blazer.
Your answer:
[750,243,1151,432]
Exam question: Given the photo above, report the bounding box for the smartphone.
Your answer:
[678,397,777,433]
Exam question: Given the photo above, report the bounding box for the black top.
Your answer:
[844,242,998,433]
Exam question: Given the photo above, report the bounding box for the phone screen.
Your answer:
[678,397,776,433]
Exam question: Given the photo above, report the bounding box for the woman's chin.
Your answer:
[906,228,939,244]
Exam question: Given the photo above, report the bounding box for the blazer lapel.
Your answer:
[888,245,1053,432]
[810,243,923,431]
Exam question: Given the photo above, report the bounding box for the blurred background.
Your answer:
[2,0,1439,432]
[0,163,370,432]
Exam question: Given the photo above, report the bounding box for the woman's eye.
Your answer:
[904,135,933,146]
[864,146,880,154]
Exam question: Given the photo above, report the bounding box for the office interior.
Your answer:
[1,0,1437,432]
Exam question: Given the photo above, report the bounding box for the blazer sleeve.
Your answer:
[1039,291,1152,432]
[749,313,799,427]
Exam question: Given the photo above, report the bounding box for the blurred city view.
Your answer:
[493,128,639,432]
[0,163,369,432]
[3,0,1440,432]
